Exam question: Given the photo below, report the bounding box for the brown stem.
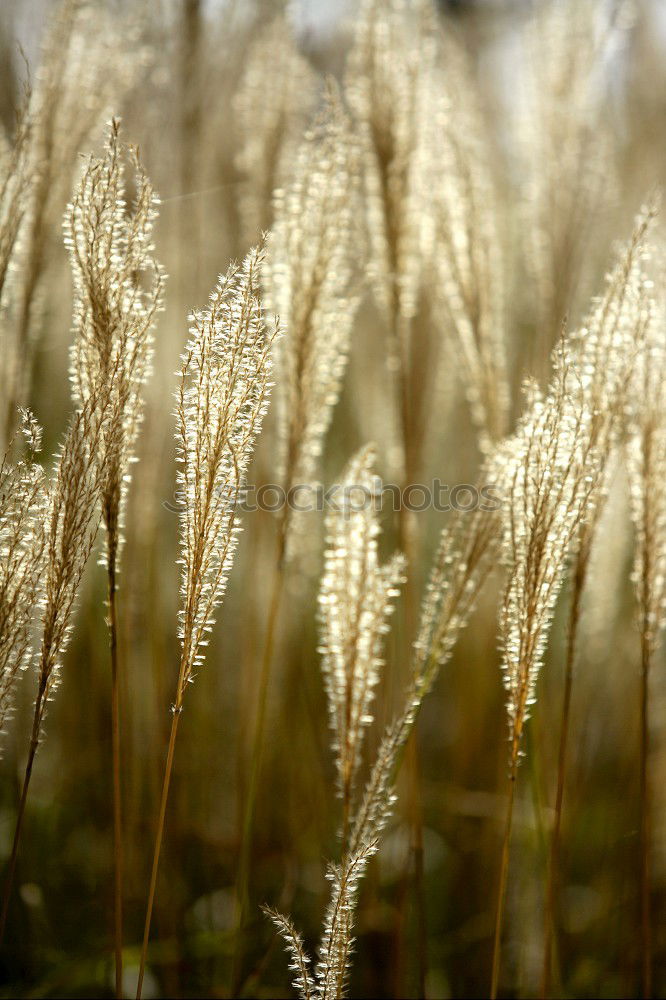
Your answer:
[392,306,428,999]
[231,524,286,996]
[541,555,585,997]
[406,735,427,1000]
[490,760,517,1000]
[341,777,351,858]
[136,705,182,999]
[0,681,46,944]
[639,630,652,999]
[107,549,124,1000]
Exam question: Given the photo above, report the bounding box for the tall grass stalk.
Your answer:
[490,766,516,1000]
[231,82,360,992]
[268,479,499,1000]
[136,244,275,997]
[107,543,123,999]
[639,623,652,999]
[136,672,183,1000]
[0,394,109,944]
[626,297,666,1000]
[0,690,43,942]
[393,309,428,998]
[231,515,287,996]
[66,118,165,994]
[541,542,588,997]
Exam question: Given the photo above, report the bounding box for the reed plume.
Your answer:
[345,8,439,979]
[265,839,378,1000]
[67,118,164,547]
[345,0,435,332]
[516,0,628,365]
[345,0,437,491]
[268,462,500,999]
[0,385,111,941]
[490,209,655,992]
[0,90,31,319]
[3,0,133,445]
[349,488,502,863]
[491,360,597,996]
[266,83,360,534]
[418,36,509,452]
[136,240,276,999]
[66,116,165,998]
[233,88,359,991]
[234,12,316,243]
[318,445,405,845]
[541,206,656,996]
[265,443,403,1000]
[0,410,47,749]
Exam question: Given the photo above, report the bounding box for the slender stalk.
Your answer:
[341,789,351,859]
[490,760,517,1000]
[392,307,428,999]
[136,704,182,1000]
[542,549,586,997]
[406,736,427,999]
[0,679,46,943]
[231,521,287,995]
[107,538,124,1000]
[639,627,652,999]
[637,425,653,1000]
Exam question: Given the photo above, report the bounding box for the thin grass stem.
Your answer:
[490,761,517,1000]
[136,703,182,1000]
[639,627,652,999]
[0,680,46,944]
[231,520,287,995]
[107,541,124,1000]
[542,552,585,997]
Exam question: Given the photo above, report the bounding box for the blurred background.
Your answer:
[0,0,665,996]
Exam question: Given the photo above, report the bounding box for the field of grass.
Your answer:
[0,1,665,997]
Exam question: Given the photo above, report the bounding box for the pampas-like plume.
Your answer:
[265,84,360,539]
[0,387,110,941]
[234,13,317,242]
[626,292,666,999]
[67,118,165,568]
[417,40,509,451]
[491,354,599,998]
[269,479,500,1000]
[345,0,436,327]
[627,301,666,670]
[262,906,316,1000]
[492,212,654,996]
[0,410,47,749]
[516,0,628,363]
[345,0,438,523]
[3,0,135,445]
[499,359,599,767]
[541,206,655,996]
[0,94,31,314]
[318,445,405,841]
[345,10,439,971]
[349,493,502,862]
[136,240,277,1000]
[66,116,165,998]
[174,245,276,693]
[499,203,654,776]
[174,244,276,695]
[33,403,105,732]
[234,88,359,991]
[314,840,378,1000]
[264,840,377,1000]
